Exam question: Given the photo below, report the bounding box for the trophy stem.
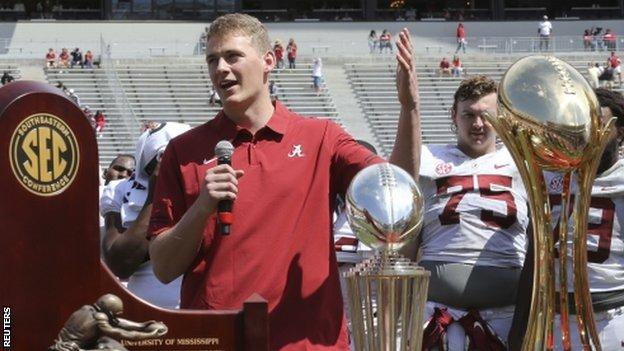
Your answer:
[486,121,556,351]
[557,172,572,351]
[572,166,599,351]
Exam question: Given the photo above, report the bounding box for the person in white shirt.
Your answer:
[100,122,190,309]
[588,62,602,88]
[402,73,530,349]
[312,57,323,93]
[538,15,553,51]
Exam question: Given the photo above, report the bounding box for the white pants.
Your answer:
[424,302,515,350]
[553,306,624,350]
[127,261,182,309]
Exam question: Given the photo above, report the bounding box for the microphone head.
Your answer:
[215,140,234,158]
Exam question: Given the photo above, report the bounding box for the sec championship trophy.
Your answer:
[343,163,429,351]
[484,56,614,350]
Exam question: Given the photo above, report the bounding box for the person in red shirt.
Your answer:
[286,38,297,69]
[45,48,56,68]
[273,40,284,69]
[94,110,106,138]
[455,23,467,54]
[148,13,421,351]
[603,28,617,51]
[84,50,94,68]
[439,57,451,76]
[608,51,622,86]
[379,29,393,54]
[58,48,70,68]
[452,55,463,77]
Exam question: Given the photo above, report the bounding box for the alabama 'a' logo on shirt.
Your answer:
[435,162,453,176]
[288,144,305,158]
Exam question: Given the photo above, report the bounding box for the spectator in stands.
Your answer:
[379,29,393,54]
[1,71,15,85]
[101,122,190,309]
[84,50,94,68]
[452,55,463,77]
[287,38,297,69]
[368,30,377,53]
[45,48,56,68]
[608,51,622,86]
[603,29,617,51]
[439,57,452,76]
[312,57,323,93]
[209,87,221,107]
[273,39,284,69]
[95,110,106,138]
[269,80,278,101]
[592,27,604,51]
[83,105,95,128]
[58,48,70,68]
[102,154,135,186]
[455,23,467,54]
[70,47,83,68]
[588,62,602,88]
[599,65,614,89]
[583,29,592,51]
[68,88,81,106]
[538,15,553,51]
[199,27,208,54]
[147,13,420,349]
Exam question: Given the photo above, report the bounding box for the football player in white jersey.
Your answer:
[403,74,530,350]
[541,88,624,350]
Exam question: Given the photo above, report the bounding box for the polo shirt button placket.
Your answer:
[249,140,259,166]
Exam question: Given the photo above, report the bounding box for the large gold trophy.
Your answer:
[484,56,615,350]
[343,163,429,351]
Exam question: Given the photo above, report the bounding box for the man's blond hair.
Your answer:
[206,13,271,54]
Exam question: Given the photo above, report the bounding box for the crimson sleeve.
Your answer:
[148,142,186,239]
[328,121,384,197]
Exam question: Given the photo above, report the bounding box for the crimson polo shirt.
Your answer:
[149,101,383,350]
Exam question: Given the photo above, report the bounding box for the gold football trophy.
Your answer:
[484,56,615,350]
[344,163,429,351]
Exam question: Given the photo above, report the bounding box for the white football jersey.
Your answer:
[418,145,529,267]
[547,159,624,292]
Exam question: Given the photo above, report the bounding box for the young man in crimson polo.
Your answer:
[147,13,421,350]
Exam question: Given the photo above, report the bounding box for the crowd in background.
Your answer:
[45,47,95,69]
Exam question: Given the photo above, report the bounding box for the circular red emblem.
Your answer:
[435,162,453,175]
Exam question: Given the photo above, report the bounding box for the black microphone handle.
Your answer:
[217,155,232,235]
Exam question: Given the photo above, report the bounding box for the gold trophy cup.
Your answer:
[485,55,615,350]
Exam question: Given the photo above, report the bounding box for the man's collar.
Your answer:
[214,101,289,139]
[264,101,288,135]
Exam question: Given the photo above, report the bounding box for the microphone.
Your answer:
[215,140,235,235]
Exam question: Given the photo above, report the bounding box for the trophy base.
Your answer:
[344,252,430,351]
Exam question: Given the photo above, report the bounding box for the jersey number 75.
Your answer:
[436,175,517,229]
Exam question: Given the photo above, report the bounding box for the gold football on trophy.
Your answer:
[497,55,602,171]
